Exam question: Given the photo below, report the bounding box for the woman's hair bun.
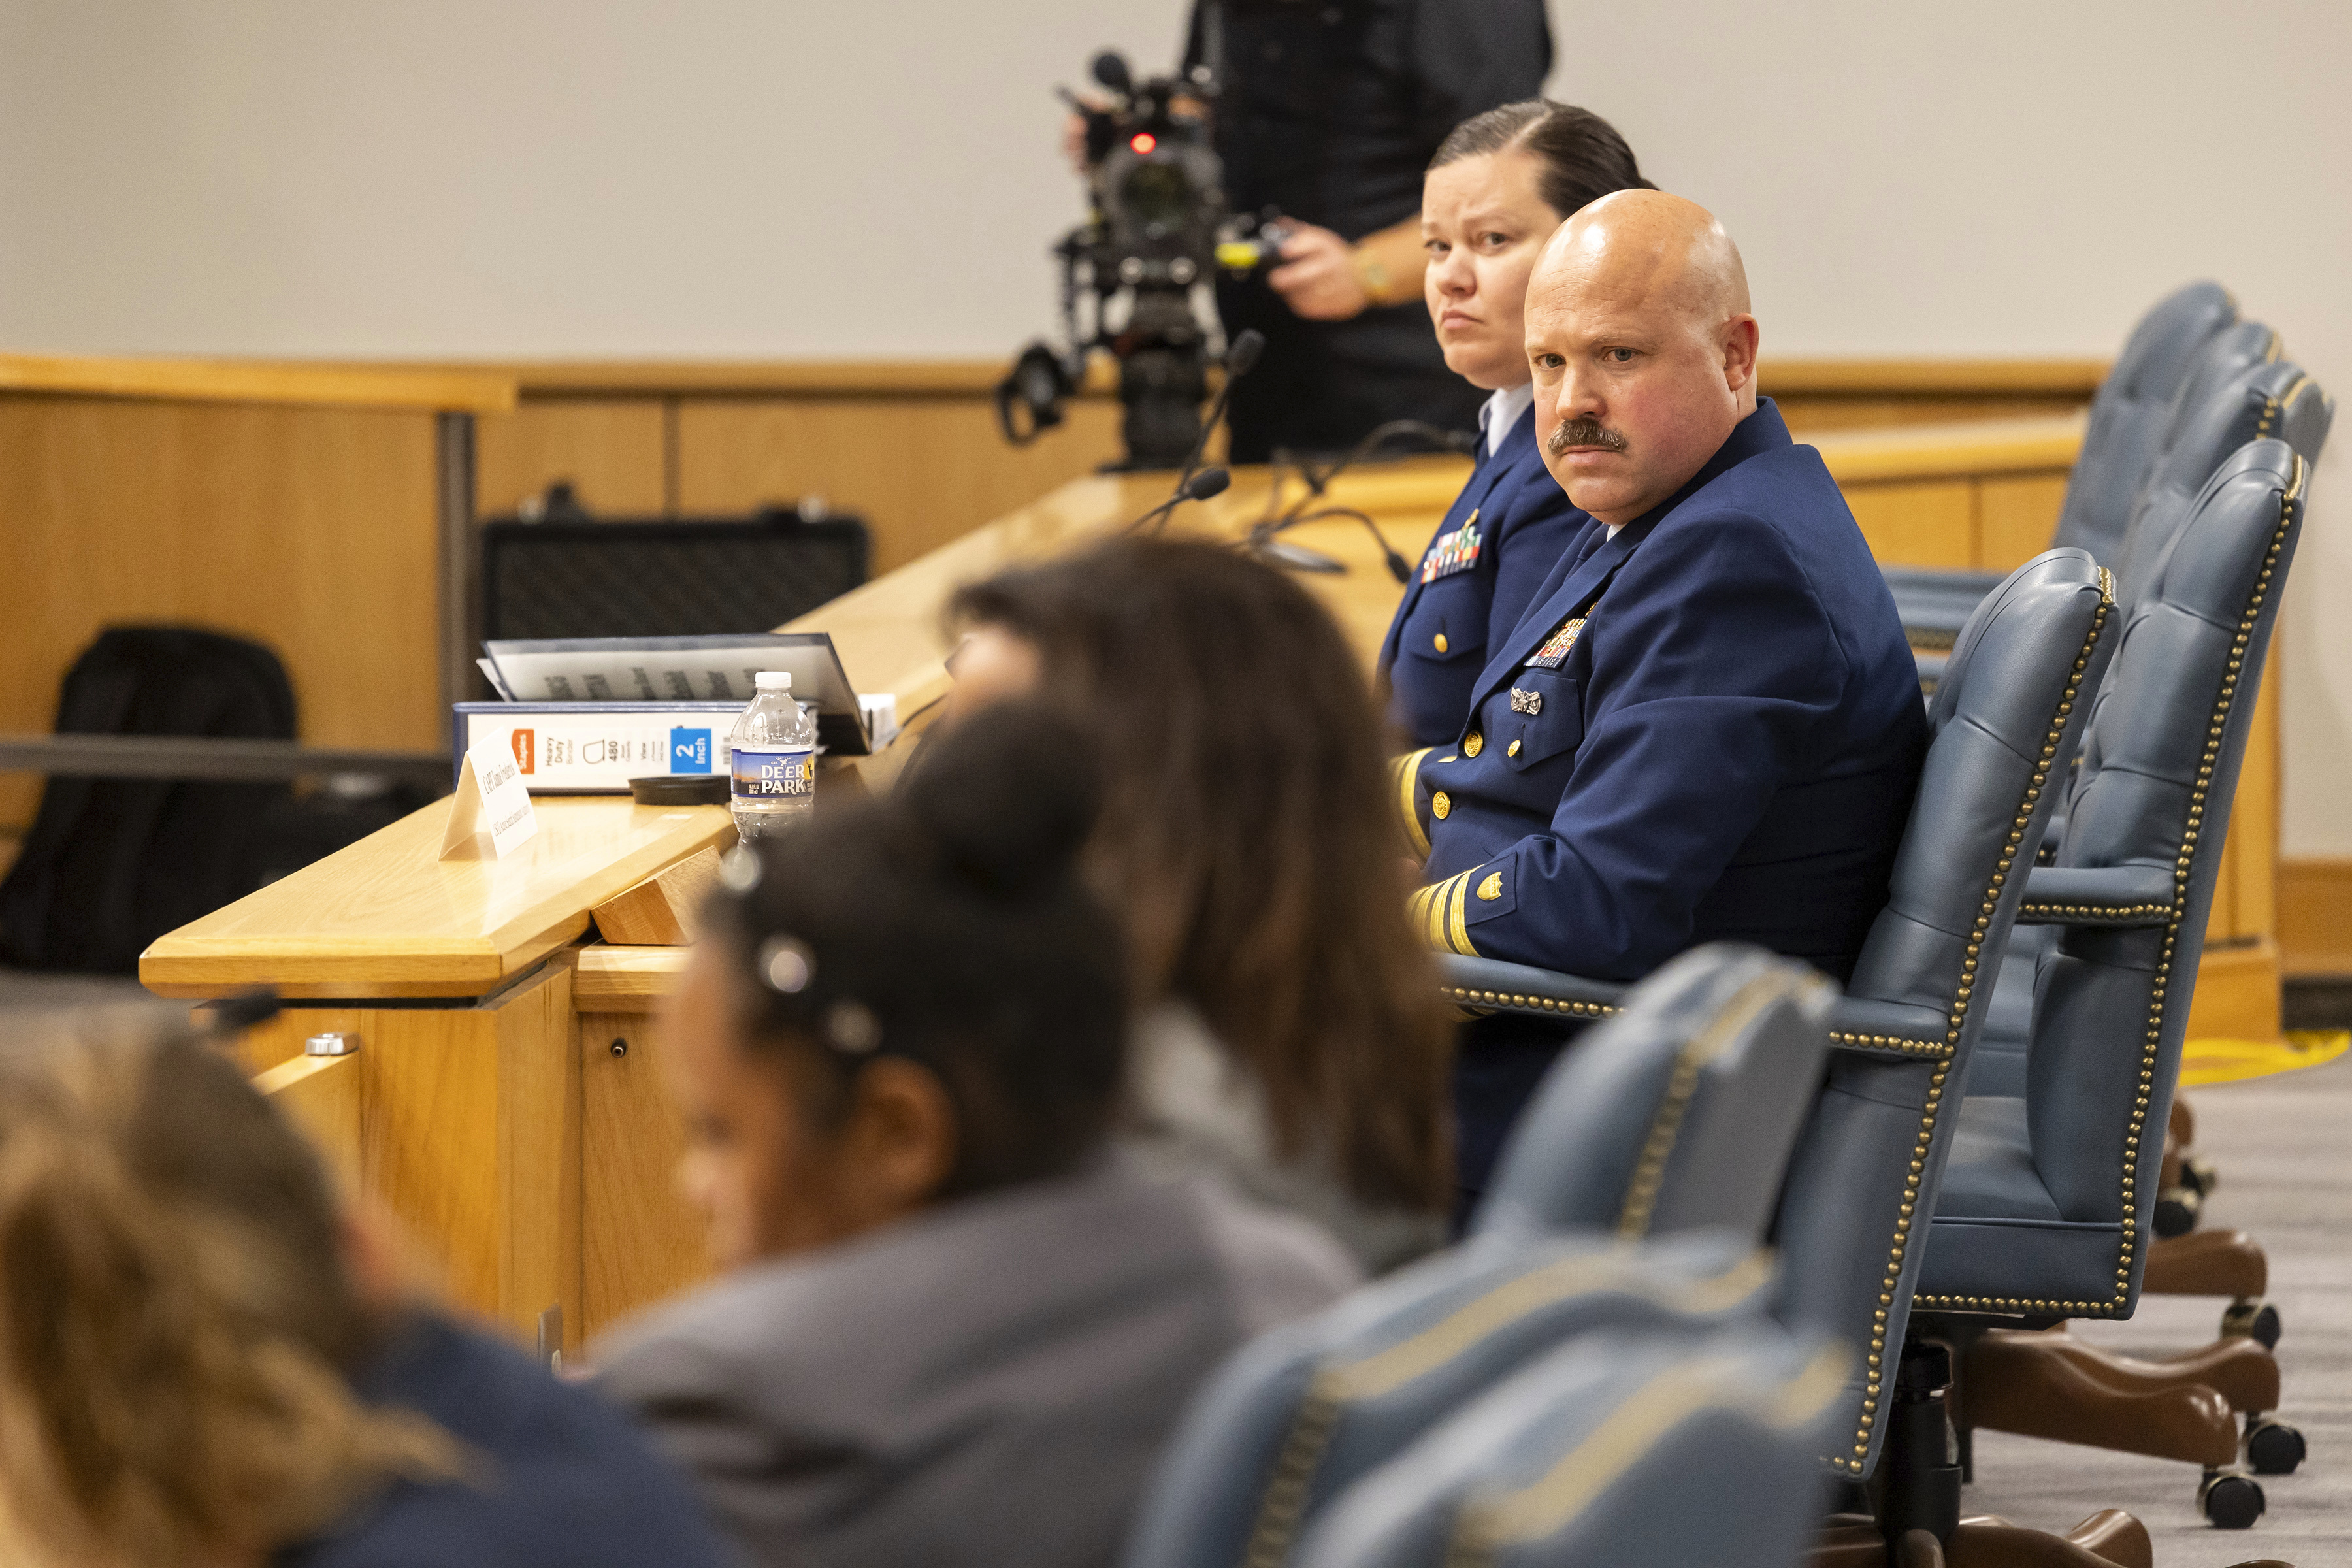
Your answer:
[900,700,1100,899]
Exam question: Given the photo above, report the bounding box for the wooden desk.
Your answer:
[144,798,730,1352]
[141,410,2281,1351]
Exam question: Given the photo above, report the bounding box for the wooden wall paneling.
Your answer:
[2184,942,2283,1041]
[675,396,1126,574]
[476,400,669,518]
[2279,858,2352,975]
[1842,479,1978,568]
[580,1006,710,1341]
[2232,645,2281,942]
[0,398,443,835]
[1976,473,2072,572]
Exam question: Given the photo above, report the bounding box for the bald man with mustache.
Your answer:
[1395,191,1928,1207]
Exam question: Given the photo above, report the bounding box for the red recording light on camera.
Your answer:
[1130,133,1157,154]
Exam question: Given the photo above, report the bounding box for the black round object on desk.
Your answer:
[629,774,729,806]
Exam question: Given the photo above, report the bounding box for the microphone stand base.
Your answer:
[1256,538,1347,574]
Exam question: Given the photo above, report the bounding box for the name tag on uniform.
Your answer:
[1420,513,1484,584]
[1523,616,1586,670]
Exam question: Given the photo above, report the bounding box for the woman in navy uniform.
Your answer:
[1187,0,1552,463]
[1377,102,1650,747]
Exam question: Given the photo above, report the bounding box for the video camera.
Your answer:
[995,48,1284,470]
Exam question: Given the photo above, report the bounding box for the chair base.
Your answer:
[1812,1511,2153,1568]
[1970,1327,2279,1416]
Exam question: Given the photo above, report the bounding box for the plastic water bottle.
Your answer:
[728,671,817,845]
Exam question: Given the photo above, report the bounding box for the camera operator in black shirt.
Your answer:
[1189,0,1553,462]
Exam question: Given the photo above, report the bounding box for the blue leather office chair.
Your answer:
[1473,945,1833,1244]
[1290,1327,1848,1568]
[1892,313,2278,658]
[1439,549,2119,1559]
[1120,947,1829,1568]
[1912,438,2311,1528]
[1970,359,2332,1102]
[1878,281,2238,645]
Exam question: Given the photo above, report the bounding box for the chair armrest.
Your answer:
[1827,997,1952,1060]
[1881,565,2008,598]
[2014,865,2177,927]
[1437,955,1629,1022]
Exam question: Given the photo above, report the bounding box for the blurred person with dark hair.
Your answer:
[0,1024,728,1568]
[596,704,1356,1568]
[1189,0,1554,461]
[1380,99,1652,745]
[947,540,1452,1271]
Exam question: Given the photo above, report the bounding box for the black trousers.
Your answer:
[1450,1009,1597,1231]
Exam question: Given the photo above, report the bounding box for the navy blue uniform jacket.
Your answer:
[1397,400,1926,983]
[1378,402,1594,746]
[278,1312,729,1568]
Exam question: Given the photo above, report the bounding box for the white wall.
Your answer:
[3,0,2347,851]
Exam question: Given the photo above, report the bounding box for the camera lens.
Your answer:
[1120,160,1193,231]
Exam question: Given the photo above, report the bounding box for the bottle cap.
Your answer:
[754,670,792,691]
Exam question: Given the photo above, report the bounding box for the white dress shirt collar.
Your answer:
[1480,381,1537,457]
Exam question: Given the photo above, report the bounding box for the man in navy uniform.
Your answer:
[1396,190,1928,1204]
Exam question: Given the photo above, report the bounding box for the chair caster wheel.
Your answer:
[2200,1469,2265,1529]
[2221,1298,2282,1348]
[2246,1417,2305,1475]
[2156,1185,2202,1237]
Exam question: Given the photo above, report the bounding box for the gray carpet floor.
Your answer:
[1967,1049,2352,1565]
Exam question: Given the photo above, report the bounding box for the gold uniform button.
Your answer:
[1432,791,1452,819]
[1462,732,1483,758]
[1477,872,1503,901]
[1507,739,1522,757]
[1433,632,1449,653]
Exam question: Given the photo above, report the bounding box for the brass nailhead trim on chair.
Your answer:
[1441,986,1621,1021]
[1616,972,1814,1239]
[2016,900,2175,923]
[1829,574,2114,1473]
[1915,472,2300,1320]
[1827,1031,1950,1060]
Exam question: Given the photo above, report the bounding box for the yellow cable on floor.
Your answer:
[2178,1030,2351,1087]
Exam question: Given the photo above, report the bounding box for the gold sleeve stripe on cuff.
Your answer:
[1445,870,1477,957]
[1392,747,1433,858]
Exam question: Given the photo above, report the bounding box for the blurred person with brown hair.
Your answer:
[0,1022,728,1568]
[947,539,1454,1270]
[596,703,1355,1568]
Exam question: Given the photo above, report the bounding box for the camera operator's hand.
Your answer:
[1266,224,1371,321]
[1061,92,1109,175]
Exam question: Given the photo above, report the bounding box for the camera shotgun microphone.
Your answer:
[1172,328,1264,495]
[1126,465,1232,535]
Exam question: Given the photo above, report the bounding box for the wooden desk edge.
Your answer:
[1814,415,2086,485]
[332,355,2107,404]
[0,353,518,414]
[576,946,692,1011]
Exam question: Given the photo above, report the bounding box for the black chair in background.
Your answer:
[480,505,870,642]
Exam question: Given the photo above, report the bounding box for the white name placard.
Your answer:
[440,734,541,860]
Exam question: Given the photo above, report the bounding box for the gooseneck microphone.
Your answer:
[1126,465,1232,536]
[1172,328,1265,496]
[1246,419,1477,581]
